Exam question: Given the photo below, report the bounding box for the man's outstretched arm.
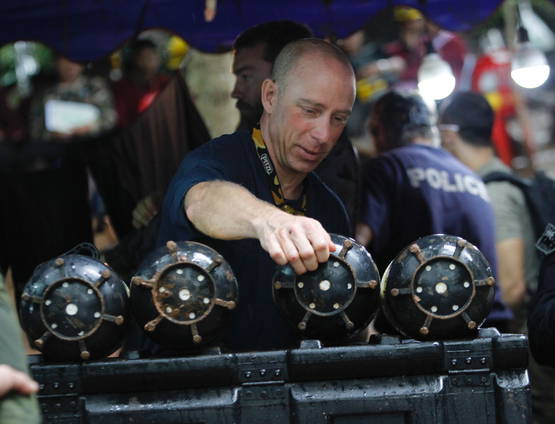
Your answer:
[184,180,335,274]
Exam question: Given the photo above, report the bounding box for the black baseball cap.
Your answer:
[440,91,494,145]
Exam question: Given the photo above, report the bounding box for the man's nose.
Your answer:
[231,80,242,100]
[311,117,332,143]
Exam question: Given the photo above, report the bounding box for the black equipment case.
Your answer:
[30,328,530,423]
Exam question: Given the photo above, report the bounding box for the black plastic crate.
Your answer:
[30,329,531,423]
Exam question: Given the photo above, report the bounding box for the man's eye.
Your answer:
[302,107,317,116]
[333,115,348,125]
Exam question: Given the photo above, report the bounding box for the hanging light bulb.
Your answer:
[511,26,550,89]
[417,52,456,101]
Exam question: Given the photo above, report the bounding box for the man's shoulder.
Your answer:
[190,130,251,157]
[208,130,251,147]
[366,144,454,174]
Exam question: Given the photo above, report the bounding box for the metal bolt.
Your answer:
[53,382,60,389]
[244,371,252,378]
[274,369,281,377]
[465,357,472,365]
[451,359,458,366]
[480,357,487,365]
[260,369,266,377]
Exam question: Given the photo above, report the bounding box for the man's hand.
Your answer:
[253,210,336,275]
[132,193,159,229]
[0,365,38,398]
[185,181,336,274]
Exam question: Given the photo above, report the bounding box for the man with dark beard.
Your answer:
[231,21,312,131]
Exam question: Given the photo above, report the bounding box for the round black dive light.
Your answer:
[272,234,380,342]
[380,234,495,340]
[130,241,239,348]
[20,254,129,361]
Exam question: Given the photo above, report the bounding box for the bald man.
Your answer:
[158,39,356,350]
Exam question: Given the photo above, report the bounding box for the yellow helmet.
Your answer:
[393,6,424,22]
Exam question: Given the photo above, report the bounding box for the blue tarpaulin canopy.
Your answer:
[0,0,507,62]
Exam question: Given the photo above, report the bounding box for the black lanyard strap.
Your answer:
[251,127,307,216]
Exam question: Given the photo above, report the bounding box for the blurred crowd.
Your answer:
[1,5,555,423]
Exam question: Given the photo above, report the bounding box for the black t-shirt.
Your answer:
[157,130,350,351]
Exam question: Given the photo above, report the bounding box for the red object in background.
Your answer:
[383,30,467,90]
[471,49,516,166]
[112,75,170,128]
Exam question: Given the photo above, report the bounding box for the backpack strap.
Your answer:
[482,171,529,189]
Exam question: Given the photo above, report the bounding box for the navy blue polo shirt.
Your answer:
[157,130,350,351]
[361,143,511,322]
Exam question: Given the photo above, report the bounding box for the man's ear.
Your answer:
[440,129,457,152]
[261,78,277,114]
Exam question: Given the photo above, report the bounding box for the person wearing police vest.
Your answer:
[157,39,354,351]
[356,89,511,331]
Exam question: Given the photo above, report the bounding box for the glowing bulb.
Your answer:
[511,42,550,89]
[417,53,456,100]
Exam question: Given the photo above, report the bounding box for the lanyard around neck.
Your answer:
[251,127,307,216]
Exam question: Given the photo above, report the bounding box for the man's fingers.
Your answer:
[11,371,39,395]
[0,365,38,397]
[264,234,288,266]
[132,196,159,229]
[144,196,158,216]
[277,229,307,275]
[305,231,332,264]
[289,227,319,272]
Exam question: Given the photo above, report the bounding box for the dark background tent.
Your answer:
[0,0,525,297]
[0,0,508,62]
[0,70,210,300]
